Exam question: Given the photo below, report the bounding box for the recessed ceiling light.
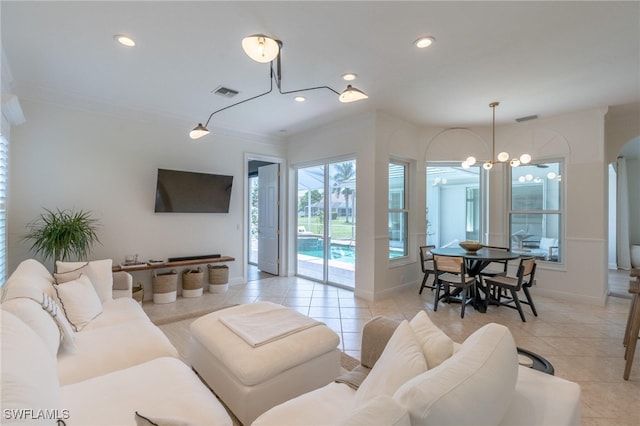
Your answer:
[114,34,136,47]
[414,36,435,49]
[342,73,357,81]
[294,96,306,102]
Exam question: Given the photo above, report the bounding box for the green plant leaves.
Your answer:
[24,208,101,263]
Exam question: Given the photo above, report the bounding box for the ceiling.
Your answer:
[2,1,639,139]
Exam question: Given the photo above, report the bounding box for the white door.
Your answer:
[258,163,279,275]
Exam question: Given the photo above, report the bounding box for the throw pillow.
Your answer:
[41,292,77,353]
[409,310,454,369]
[55,259,113,303]
[0,297,61,356]
[134,412,195,426]
[393,323,518,426]
[354,320,427,405]
[54,274,103,332]
[1,311,62,421]
[337,395,410,426]
[335,365,370,390]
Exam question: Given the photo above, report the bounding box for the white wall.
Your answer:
[8,99,285,292]
[288,111,423,300]
[422,108,609,304]
[373,113,422,298]
[288,107,610,304]
[8,98,614,305]
[605,103,640,253]
[287,112,377,299]
[628,158,640,246]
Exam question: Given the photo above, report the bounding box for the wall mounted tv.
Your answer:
[154,168,233,213]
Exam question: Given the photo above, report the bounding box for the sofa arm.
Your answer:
[360,316,400,369]
[112,271,133,298]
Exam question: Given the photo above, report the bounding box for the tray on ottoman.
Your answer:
[188,302,341,425]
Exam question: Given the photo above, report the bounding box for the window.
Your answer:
[389,161,408,259]
[426,164,483,247]
[248,175,259,265]
[509,160,563,263]
[0,135,6,284]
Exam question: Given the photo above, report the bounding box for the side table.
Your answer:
[517,347,554,375]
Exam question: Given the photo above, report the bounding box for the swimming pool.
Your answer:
[298,241,356,264]
[298,241,404,263]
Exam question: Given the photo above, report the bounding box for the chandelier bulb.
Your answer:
[510,158,521,167]
[483,162,493,170]
[497,151,510,162]
[465,156,477,166]
[520,153,532,164]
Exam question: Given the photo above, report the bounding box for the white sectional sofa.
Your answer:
[254,312,582,426]
[1,259,232,426]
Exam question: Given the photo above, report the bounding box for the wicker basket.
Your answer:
[208,264,229,293]
[182,267,204,298]
[132,283,144,305]
[152,269,178,304]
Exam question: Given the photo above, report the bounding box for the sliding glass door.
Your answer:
[296,160,356,288]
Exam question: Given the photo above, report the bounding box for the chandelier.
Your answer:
[461,102,531,169]
[189,34,368,139]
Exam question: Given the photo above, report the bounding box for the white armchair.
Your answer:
[537,237,559,261]
[112,271,133,298]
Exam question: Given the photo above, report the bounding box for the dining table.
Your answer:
[430,246,521,312]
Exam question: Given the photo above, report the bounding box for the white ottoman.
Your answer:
[188,302,341,425]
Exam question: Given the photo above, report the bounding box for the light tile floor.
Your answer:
[144,272,640,425]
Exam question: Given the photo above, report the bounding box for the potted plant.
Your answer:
[24,208,101,272]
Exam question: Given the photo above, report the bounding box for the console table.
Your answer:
[112,256,235,273]
[517,347,554,375]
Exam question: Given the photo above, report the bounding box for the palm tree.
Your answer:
[332,162,355,223]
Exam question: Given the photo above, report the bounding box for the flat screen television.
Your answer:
[154,168,233,213]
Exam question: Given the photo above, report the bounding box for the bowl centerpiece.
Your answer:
[459,241,483,253]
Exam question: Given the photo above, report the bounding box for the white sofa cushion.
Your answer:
[2,259,56,301]
[135,412,195,426]
[1,311,62,424]
[338,395,411,426]
[82,297,150,330]
[252,382,356,426]
[54,274,103,331]
[56,259,113,303]
[355,320,427,404]
[57,319,178,385]
[500,366,581,426]
[61,357,232,426]
[41,292,78,353]
[1,297,61,356]
[409,310,454,369]
[393,323,518,425]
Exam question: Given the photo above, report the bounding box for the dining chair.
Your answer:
[418,245,436,294]
[432,255,476,318]
[478,245,510,301]
[483,257,538,322]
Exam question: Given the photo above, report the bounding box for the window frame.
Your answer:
[389,159,409,260]
[508,158,564,264]
[0,134,7,285]
[426,162,486,248]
